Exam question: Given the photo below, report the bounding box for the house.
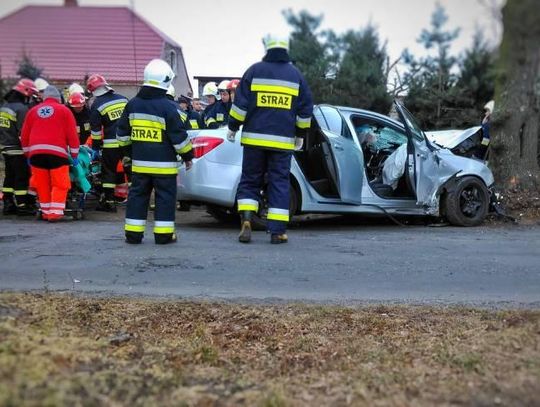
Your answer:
[0,0,192,98]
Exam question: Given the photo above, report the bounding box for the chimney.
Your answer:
[64,0,78,6]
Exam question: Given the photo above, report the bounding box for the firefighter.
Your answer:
[67,92,91,145]
[201,81,230,128]
[227,34,313,244]
[0,78,38,215]
[116,59,193,245]
[87,74,129,212]
[217,79,231,125]
[178,94,203,130]
[20,86,79,221]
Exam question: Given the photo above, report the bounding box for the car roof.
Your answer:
[316,104,405,128]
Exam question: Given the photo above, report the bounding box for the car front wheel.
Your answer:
[443,176,490,226]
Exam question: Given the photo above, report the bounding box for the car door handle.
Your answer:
[334,145,344,151]
[417,153,426,159]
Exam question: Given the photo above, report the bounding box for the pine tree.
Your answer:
[16,52,43,80]
[329,25,391,114]
[283,9,331,104]
[403,4,460,129]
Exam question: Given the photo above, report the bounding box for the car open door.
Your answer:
[394,101,443,207]
[321,129,363,204]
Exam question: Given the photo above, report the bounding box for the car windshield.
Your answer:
[399,104,425,142]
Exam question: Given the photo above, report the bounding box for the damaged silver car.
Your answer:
[177,100,494,226]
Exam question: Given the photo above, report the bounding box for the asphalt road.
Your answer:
[1,207,539,308]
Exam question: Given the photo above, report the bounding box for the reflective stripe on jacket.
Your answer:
[116,88,194,177]
[89,91,128,150]
[228,60,313,151]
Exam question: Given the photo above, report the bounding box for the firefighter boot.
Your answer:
[16,195,37,216]
[270,233,288,244]
[154,232,177,245]
[238,211,252,243]
[2,194,16,215]
[125,231,143,244]
[96,193,117,213]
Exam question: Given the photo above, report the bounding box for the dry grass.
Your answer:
[0,293,539,406]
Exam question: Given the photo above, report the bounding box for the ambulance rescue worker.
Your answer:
[67,92,91,145]
[21,86,79,222]
[116,59,193,245]
[0,78,38,215]
[87,74,128,212]
[227,34,313,244]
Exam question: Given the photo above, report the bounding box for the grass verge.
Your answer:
[0,293,539,406]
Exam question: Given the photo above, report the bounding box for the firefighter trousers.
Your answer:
[31,165,71,220]
[124,173,177,242]
[2,153,31,206]
[237,146,292,234]
[101,147,124,201]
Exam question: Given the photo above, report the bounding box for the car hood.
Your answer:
[425,126,482,149]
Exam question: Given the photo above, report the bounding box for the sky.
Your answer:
[0,0,503,92]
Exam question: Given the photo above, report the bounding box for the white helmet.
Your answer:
[484,100,495,114]
[202,81,219,97]
[262,33,289,52]
[167,84,176,98]
[34,78,49,92]
[68,82,85,96]
[217,80,230,91]
[143,59,175,90]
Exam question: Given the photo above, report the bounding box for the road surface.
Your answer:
[1,208,539,308]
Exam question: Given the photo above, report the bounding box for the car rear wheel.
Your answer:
[443,176,489,226]
[252,182,299,230]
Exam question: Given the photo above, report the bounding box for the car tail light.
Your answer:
[191,136,224,158]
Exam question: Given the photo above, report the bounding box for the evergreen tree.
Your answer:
[16,52,43,80]
[283,9,331,104]
[403,3,460,129]
[329,25,391,114]
[451,30,496,127]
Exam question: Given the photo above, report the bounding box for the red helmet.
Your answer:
[227,79,240,90]
[13,78,38,97]
[68,92,86,108]
[86,74,109,93]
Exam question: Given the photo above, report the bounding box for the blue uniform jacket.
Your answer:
[228,57,313,151]
[116,87,193,177]
[89,91,128,150]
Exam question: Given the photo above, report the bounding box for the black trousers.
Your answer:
[124,173,177,239]
[2,153,31,205]
[101,147,124,200]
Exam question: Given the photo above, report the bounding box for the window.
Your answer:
[319,106,352,138]
[351,115,407,151]
[169,50,177,72]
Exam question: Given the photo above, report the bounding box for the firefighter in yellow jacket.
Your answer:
[116,59,193,244]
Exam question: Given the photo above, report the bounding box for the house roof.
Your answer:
[0,5,181,84]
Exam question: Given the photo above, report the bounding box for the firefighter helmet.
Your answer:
[262,34,289,51]
[227,79,240,90]
[68,83,85,96]
[484,100,495,114]
[34,78,49,92]
[86,74,111,95]
[12,78,38,97]
[166,84,176,98]
[218,80,230,91]
[143,59,175,90]
[68,92,86,108]
[202,82,218,97]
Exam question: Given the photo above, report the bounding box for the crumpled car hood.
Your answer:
[425,126,482,149]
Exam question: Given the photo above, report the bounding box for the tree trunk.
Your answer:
[490,0,540,189]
